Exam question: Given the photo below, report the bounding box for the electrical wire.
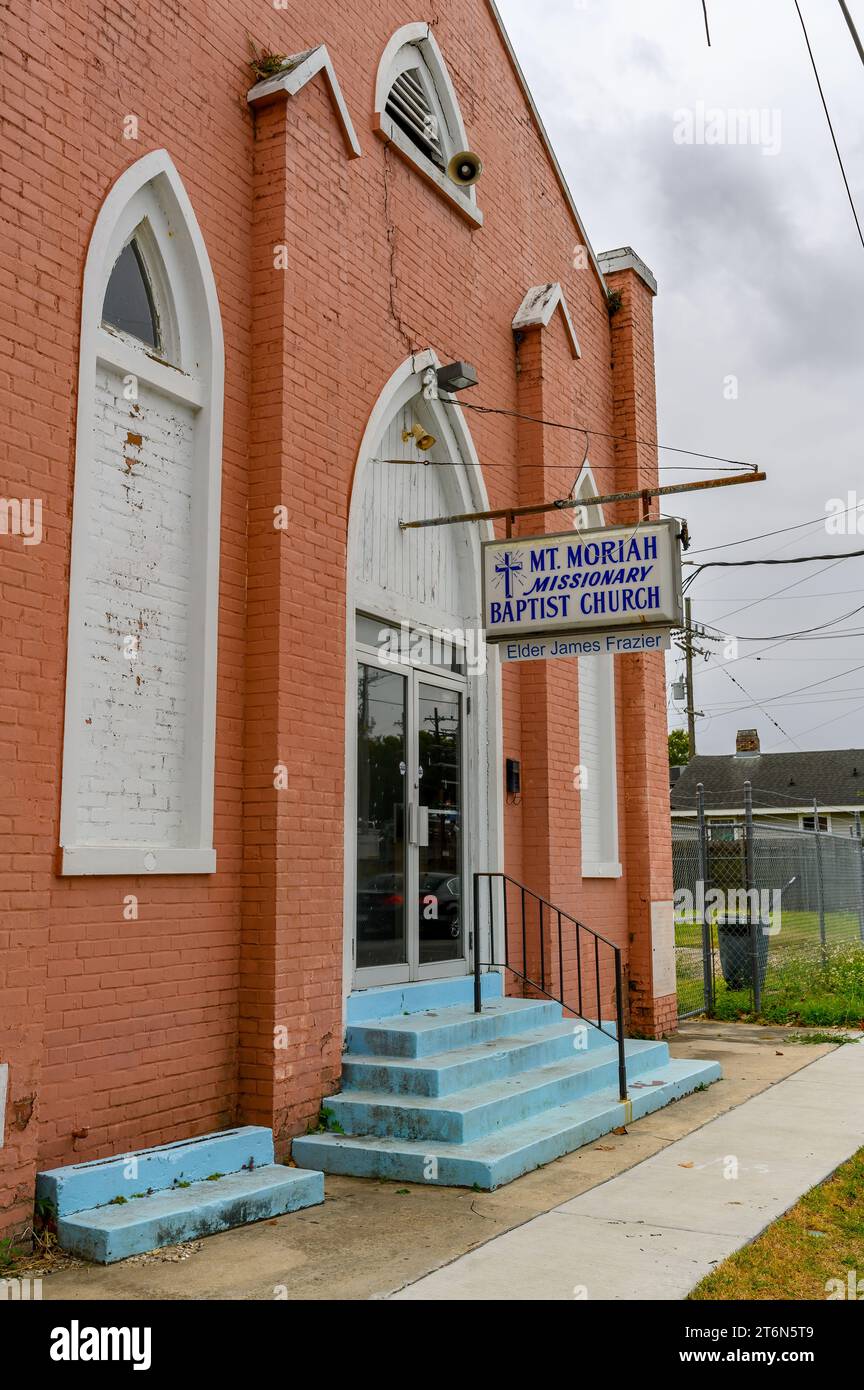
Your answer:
[686,500,864,554]
[709,557,848,625]
[794,0,864,251]
[695,588,864,601]
[371,458,735,471]
[765,696,864,748]
[705,687,864,714]
[696,599,864,642]
[447,399,759,471]
[717,665,801,748]
[702,0,712,46]
[686,544,864,574]
[839,0,864,66]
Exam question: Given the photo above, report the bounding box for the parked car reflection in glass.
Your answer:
[356,871,460,940]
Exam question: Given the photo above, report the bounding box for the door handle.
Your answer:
[409,804,430,847]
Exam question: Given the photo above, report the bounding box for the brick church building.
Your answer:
[0,1,680,1236]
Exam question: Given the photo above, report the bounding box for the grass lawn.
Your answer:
[689,1147,864,1300]
[674,910,860,952]
[713,945,864,1026]
[676,927,864,1026]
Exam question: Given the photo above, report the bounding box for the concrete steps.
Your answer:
[37,1125,324,1264]
[346,997,564,1059]
[293,976,722,1191]
[341,1018,613,1097]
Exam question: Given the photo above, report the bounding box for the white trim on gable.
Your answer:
[512,283,581,359]
[59,150,224,876]
[247,45,362,158]
[374,23,483,227]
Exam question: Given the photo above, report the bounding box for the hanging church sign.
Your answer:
[481,519,683,659]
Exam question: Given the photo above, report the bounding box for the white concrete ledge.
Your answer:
[59,846,216,876]
[598,246,658,295]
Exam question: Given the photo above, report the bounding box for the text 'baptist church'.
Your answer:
[488,532,661,627]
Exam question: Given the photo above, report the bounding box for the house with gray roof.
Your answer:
[671,729,864,838]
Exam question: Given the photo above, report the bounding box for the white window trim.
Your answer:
[574,464,622,880]
[582,860,624,880]
[374,23,483,227]
[59,149,224,876]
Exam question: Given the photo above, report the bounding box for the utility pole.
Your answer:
[685,597,698,757]
[839,1,864,67]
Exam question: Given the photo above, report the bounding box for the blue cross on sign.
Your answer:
[495,551,523,599]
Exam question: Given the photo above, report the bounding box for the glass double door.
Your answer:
[355,660,466,983]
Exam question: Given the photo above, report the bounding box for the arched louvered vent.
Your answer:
[385,66,445,167]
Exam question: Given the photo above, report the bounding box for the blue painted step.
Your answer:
[294,1058,721,1190]
[37,1125,324,1263]
[329,1041,670,1143]
[342,1018,614,1097]
[57,1166,324,1264]
[347,998,570,1058]
[345,971,503,1023]
[292,976,722,1190]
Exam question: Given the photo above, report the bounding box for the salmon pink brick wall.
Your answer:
[0,0,672,1236]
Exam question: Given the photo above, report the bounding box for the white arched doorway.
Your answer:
[345,352,502,992]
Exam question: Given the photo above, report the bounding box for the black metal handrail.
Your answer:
[472,871,628,1102]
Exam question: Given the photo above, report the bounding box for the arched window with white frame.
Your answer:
[60,150,224,875]
[574,467,622,879]
[374,23,482,225]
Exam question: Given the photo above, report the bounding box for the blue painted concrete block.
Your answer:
[37,1126,275,1217]
[57,1165,324,1263]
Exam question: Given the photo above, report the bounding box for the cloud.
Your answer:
[495,0,864,751]
[641,128,864,373]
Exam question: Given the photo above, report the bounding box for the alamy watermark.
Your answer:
[376,620,486,676]
[674,883,783,935]
[0,1276,43,1300]
[825,492,864,534]
[825,1270,863,1300]
[49,1321,151,1370]
[0,496,42,545]
[673,102,782,157]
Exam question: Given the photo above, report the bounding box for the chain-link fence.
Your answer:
[673,785,864,1020]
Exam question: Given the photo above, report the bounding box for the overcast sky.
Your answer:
[497,0,864,756]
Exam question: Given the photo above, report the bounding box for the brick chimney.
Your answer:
[736,728,760,754]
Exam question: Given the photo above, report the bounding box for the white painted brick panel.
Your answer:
[72,366,194,847]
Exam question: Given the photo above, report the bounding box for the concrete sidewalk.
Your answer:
[391,1039,864,1301]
